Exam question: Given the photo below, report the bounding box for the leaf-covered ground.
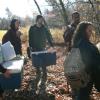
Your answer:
[3,44,100,100]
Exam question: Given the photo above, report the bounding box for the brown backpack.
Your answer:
[64,48,90,90]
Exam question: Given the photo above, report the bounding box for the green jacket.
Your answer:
[29,25,53,51]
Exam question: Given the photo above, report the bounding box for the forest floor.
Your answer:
[3,43,100,100]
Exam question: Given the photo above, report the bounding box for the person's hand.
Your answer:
[48,47,56,52]
[3,69,11,78]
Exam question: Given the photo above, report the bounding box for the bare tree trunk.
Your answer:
[46,0,69,26]
[88,0,100,34]
[33,0,42,15]
[33,0,48,25]
[59,0,68,25]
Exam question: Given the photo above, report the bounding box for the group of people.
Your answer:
[0,19,22,99]
[0,15,53,99]
[64,12,100,100]
[0,11,99,100]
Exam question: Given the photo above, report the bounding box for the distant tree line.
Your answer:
[0,17,33,30]
[44,0,100,33]
[0,8,33,30]
[1,0,100,34]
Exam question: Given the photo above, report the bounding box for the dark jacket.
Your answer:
[73,39,100,91]
[63,23,77,43]
[78,39,100,71]
[2,29,22,55]
[29,25,53,51]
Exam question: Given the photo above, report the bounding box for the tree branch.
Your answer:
[33,0,42,15]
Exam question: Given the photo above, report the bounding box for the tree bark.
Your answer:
[59,0,68,25]
[33,0,42,15]
[88,0,100,34]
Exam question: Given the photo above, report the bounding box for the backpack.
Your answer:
[64,48,90,90]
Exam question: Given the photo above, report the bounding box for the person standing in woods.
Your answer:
[66,21,100,100]
[2,19,22,55]
[63,11,80,51]
[29,15,54,95]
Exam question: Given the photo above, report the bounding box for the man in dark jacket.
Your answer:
[29,15,53,95]
[2,19,22,55]
[63,11,80,51]
[29,16,53,50]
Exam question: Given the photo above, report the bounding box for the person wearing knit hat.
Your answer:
[29,15,54,96]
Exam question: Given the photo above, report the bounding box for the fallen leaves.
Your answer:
[3,45,100,100]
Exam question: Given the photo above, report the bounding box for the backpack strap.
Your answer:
[63,23,77,43]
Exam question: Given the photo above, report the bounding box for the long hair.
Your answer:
[10,19,18,30]
[72,21,92,47]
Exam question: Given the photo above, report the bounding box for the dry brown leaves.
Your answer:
[4,44,100,100]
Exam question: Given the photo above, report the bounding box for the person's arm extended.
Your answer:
[45,27,54,47]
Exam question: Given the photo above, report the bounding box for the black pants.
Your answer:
[34,66,47,92]
[72,81,93,100]
[0,85,4,97]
